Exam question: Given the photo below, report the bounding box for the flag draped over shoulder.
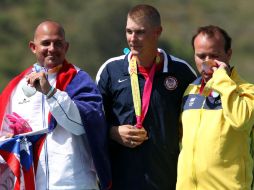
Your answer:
[0,133,46,190]
[0,60,112,190]
[0,67,32,132]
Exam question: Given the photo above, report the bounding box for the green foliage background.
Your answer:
[0,0,253,92]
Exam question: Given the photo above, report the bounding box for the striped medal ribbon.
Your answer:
[129,54,160,128]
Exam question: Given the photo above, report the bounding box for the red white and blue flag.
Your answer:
[0,60,112,190]
[0,133,46,190]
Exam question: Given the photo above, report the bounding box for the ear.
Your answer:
[64,42,69,53]
[156,26,163,37]
[226,48,232,62]
[29,41,36,54]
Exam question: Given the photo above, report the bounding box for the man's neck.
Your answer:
[48,64,63,74]
[37,63,63,74]
[136,52,160,68]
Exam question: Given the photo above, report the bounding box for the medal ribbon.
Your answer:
[130,54,159,128]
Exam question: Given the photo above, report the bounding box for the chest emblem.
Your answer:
[164,76,178,90]
[118,78,128,83]
[189,97,196,107]
[18,98,30,104]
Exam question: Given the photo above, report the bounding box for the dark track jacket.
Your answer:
[96,49,197,190]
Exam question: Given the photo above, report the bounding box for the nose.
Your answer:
[48,42,55,51]
[204,56,210,61]
[130,32,137,42]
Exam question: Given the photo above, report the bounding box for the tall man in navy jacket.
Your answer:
[96,4,196,190]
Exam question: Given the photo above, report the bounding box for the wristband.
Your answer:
[46,86,55,98]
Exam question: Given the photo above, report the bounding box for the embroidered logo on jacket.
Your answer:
[189,97,196,107]
[118,78,128,83]
[164,76,178,90]
[183,94,222,111]
[18,98,30,104]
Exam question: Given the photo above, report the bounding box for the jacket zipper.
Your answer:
[191,97,206,189]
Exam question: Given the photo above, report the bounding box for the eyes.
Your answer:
[196,53,220,60]
[40,40,65,48]
[126,29,146,36]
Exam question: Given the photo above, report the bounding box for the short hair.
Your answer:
[191,25,232,52]
[127,4,161,27]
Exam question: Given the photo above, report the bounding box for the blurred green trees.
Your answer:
[0,0,253,92]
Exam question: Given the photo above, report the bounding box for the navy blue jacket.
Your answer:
[96,49,197,190]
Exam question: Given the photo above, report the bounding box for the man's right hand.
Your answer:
[26,71,52,95]
[110,125,148,148]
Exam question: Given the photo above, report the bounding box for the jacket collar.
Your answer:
[122,48,169,76]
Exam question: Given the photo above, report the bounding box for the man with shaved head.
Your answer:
[0,21,112,190]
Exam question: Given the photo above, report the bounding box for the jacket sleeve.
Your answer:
[46,90,85,135]
[65,70,112,190]
[203,68,254,130]
[96,65,113,128]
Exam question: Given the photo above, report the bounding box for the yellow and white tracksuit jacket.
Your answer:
[176,68,254,190]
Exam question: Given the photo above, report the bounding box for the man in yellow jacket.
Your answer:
[176,25,254,190]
